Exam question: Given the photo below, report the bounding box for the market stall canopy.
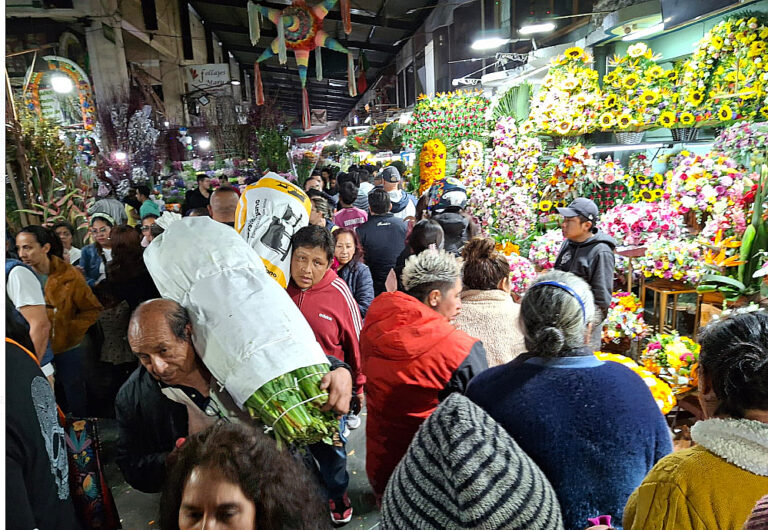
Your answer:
[189,0,439,123]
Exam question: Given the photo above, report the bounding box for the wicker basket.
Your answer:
[615,131,645,144]
[671,127,699,142]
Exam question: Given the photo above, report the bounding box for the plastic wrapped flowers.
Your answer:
[641,332,700,394]
[638,238,705,285]
[602,292,649,344]
[506,253,537,296]
[595,352,677,414]
[600,202,683,247]
[527,229,564,270]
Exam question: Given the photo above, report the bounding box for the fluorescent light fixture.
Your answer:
[346,125,370,132]
[231,80,241,85]
[622,22,665,41]
[164,121,171,127]
[519,22,556,35]
[589,142,670,154]
[471,37,512,50]
[50,74,74,94]
[114,151,127,161]
[198,138,211,150]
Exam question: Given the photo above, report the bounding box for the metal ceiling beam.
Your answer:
[192,0,418,31]
[259,80,356,96]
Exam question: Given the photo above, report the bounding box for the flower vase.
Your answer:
[671,128,699,142]
[615,131,645,145]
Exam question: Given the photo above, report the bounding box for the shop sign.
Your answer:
[185,64,231,90]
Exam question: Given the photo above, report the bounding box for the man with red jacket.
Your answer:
[287,224,363,526]
[360,248,488,501]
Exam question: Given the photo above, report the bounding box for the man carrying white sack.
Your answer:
[114,298,353,493]
[115,213,355,496]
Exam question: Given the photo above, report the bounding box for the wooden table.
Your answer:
[640,277,702,335]
[616,246,647,292]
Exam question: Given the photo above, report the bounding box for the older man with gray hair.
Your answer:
[360,248,488,499]
[114,298,354,493]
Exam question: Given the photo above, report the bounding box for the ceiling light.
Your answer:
[622,22,664,41]
[114,151,127,161]
[164,121,171,127]
[50,74,74,94]
[518,22,556,35]
[471,37,512,50]
[231,80,241,85]
[198,138,211,150]
[588,142,670,154]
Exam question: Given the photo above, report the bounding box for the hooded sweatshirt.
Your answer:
[287,268,365,392]
[432,210,471,256]
[553,230,616,319]
[388,190,416,219]
[361,291,488,497]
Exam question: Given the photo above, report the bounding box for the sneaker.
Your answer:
[346,413,361,430]
[329,494,353,525]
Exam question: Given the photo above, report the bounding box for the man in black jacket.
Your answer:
[183,173,211,215]
[115,298,354,493]
[356,189,408,296]
[554,198,616,350]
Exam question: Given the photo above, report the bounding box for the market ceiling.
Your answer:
[189,0,439,123]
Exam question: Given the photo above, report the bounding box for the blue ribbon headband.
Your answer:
[528,280,587,323]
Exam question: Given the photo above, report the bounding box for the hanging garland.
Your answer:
[419,139,446,195]
[24,56,95,130]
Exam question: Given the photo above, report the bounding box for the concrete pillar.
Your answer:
[160,59,186,125]
[84,0,130,106]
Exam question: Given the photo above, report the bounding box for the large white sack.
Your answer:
[234,173,310,288]
[143,215,328,408]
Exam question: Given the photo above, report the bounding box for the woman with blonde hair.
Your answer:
[454,237,525,366]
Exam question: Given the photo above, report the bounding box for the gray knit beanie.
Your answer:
[381,394,564,530]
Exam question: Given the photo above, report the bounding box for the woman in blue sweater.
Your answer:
[466,270,672,530]
[333,228,374,318]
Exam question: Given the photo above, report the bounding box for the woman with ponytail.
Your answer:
[454,237,525,366]
[466,270,672,530]
[624,310,768,530]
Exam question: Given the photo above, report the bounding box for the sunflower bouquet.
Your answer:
[679,15,768,127]
[525,46,602,136]
[600,43,676,132]
[600,202,683,247]
[527,229,564,270]
[638,238,705,285]
[595,351,677,413]
[641,332,700,394]
[626,153,666,203]
[666,151,755,218]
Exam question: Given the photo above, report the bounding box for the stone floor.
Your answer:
[100,410,381,529]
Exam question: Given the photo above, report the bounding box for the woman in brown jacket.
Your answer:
[16,225,102,416]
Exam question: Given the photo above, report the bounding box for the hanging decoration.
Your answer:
[24,56,96,131]
[249,0,355,130]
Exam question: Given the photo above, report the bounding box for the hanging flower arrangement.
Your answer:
[402,90,490,151]
[506,252,537,296]
[600,202,683,247]
[641,332,700,394]
[419,139,447,195]
[538,143,595,208]
[600,43,676,131]
[456,139,486,186]
[638,238,705,285]
[595,351,677,413]
[666,151,755,218]
[525,46,603,136]
[527,229,564,270]
[626,153,666,203]
[679,15,768,127]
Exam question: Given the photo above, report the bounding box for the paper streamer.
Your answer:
[315,47,323,81]
[254,61,265,106]
[247,1,261,45]
[347,51,357,97]
[277,16,287,64]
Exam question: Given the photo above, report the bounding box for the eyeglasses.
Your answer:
[140,225,152,232]
[90,227,110,235]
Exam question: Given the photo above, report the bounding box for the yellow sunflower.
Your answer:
[599,112,615,128]
[686,91,705,106]
[718,104,733,121]
[604,72,617,85]
[666,70,679,82]
[651,189,664,200]
[679,112,695,127]
[636,173,651,185]
[539,200,553,212]
[605,94,618,108]
[653,173,665,186]
[623,74,641,89]
[710,35,724,50]
[659,111,676,128]
[641,90,660,104]
[617,113,633,129]
[760,106,768,119]
[639,189,655,202]
[564,47,585,60]
[555,120,573,135]
[647,66,664,79]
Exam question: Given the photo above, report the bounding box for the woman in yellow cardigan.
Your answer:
[624,311,768,530]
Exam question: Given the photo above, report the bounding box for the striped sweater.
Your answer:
[287,268,365,392]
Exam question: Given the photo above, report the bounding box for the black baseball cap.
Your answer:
[381,166,401,183]
[556,198,599,224]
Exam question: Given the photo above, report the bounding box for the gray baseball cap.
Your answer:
[556,198,599,224]
[381,166,401,183]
